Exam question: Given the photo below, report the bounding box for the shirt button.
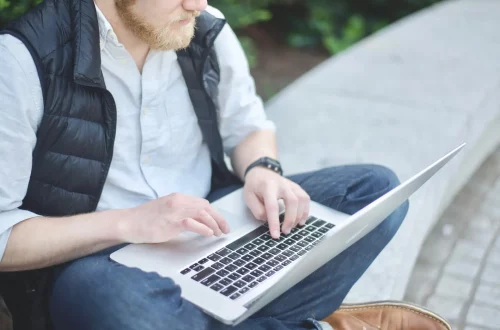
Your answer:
[143,155,151,165]
[143,108,149,116]
[119,59,129,65]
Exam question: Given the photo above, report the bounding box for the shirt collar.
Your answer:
[94,2,120,51]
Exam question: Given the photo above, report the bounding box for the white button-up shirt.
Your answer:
[0,6,275,260]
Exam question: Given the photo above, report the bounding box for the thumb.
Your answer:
[245,192,266,221]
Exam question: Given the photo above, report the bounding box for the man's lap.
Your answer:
[50,164,408,330]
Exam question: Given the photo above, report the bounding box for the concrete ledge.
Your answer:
[265,0,500,300]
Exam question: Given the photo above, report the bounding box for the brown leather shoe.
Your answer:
[322,301,452,330]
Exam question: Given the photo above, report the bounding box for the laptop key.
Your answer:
[289,245,301,253]
[258,264,271,272]
[267,260,279,267]
[242,275,255,283]
[274,265,283,272]
[221,257,233,265]
[252,257,266,265]
[289,255,299,261]
[297,250,307,256]
[250,270,263,277]
[241,254,254,262]
[305,226,315,232]
[219,278,232,286]
[260,252,273,260]
[257,276,267,282]
[236,248,249,255]
[291,234,304,241]
[311,232,323,239]
[216,269,230,277]
[325,223,335,229]
[229,292,241,300]
[296,241,308,247]
[245,262,258,270]
[211,262,224,270]
[220,285,237,297]
[304,216,317,224]
[249,281,259,289]
[210,283,224,291]
[191,267,215,281]
[312,220,326,227]
[216,248,232,257]
[257,245,270,252]
[198,258,209,264]
[228,252,240,260]
[189,263,200,269]
[236,268,250,275]
[305,245,314,251]
[225,264,238,272]
[252,238,265,245]
[282,260,291,266]
[265,240,277,247]
[228,273,241,281]
[274,255,286,262]
[226,226,269,251]
[282,250,294,257]
[244,243,257,250]
[277,243,288,250]
[318,227,329,234]
[234,280,246,288]
[233,259,246,267]
[180,268,191,275]
[239,287,250,294]
[201,274,221,286]
[249,250,262,257]
[284,239,295,246]
[265,270,275,277]
[304,236,316,243]
[192,265,204,272]
[207,254,221,262]
[260,234,273,241]
[269,248,281,255]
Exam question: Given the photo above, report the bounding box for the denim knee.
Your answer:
[362,165,409,245]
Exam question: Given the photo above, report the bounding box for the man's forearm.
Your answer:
[231,130,278,181]
[0,209,128,272]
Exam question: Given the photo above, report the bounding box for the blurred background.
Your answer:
[2,1,500,330]
[0,0,440,99]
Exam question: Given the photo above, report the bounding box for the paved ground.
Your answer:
[404,147,500,329]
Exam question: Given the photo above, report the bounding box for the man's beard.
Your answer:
[115,0,200,51]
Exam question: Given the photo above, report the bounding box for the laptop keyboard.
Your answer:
[180,215,335,301]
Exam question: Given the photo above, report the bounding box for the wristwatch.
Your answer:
[244,157,283,178]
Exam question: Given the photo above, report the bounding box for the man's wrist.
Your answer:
[244,157,283,178]
[108,208,136,243]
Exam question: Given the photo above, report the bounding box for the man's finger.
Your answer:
[181,218,214,237]
[282,190,298,235]
[263,190,280,239]
[195,210,223,236]
[205,206,231,234]
[245,193,266,222]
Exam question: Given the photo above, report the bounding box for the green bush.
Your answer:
[0,0,441,58]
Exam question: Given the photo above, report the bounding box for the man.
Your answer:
[0,0,450,329]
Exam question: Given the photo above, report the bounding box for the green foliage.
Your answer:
[0,0,41,26]
[0,0,442,57]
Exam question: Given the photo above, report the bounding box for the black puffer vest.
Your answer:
[0,0,239,328]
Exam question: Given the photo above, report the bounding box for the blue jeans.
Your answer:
[49,165,409,330]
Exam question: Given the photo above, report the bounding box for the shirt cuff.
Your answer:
[223,120,277,156]
[0,208,39,261]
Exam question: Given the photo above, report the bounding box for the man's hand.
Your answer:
[119,193,230,244]
[244,168,310,239]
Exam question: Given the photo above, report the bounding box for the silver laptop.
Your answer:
[110,143,465,326]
